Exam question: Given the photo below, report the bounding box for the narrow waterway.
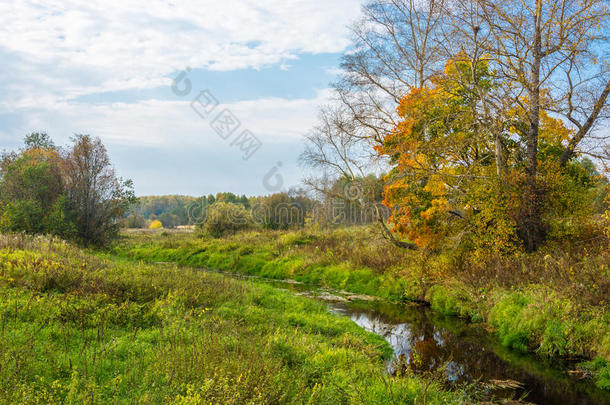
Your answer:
[329,299,610,405]
[235,274,610,405]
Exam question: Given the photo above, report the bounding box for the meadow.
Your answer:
[1,0,609,403]
[113,226,610,391]
[0,233,473,404]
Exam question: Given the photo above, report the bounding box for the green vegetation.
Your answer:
[0,233,470,404]
[202,202,255,237]
[126,191,318,231]
[114,226,610,389]
[580,358,610,391]
[127,195,199,229]
[2,0,609,402]
[0,133,135,246]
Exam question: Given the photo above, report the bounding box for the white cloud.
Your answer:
[0,91,333,195]
[0,1,362,194]
[8,89,332,147]
[0,0,362,105]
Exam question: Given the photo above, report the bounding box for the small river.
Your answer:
[236,274,610,405]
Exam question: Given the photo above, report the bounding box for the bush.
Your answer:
[0,199,44,233]
[149,220,163,229]
[45,195,77,239]
[581,358,610,390]
[200,202,254,237]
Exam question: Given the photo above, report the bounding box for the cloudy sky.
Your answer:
[0,0,363,196]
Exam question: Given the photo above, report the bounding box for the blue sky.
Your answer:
[0,0,363,196]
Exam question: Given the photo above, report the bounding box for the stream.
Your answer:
[237,274,610,405]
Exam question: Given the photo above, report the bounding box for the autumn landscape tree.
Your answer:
[301,0,610,253]
[0,133,135,245]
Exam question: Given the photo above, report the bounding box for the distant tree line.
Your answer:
[125,195,198,229]
[0,133,402,243]
[0,133,135,245]
[130,176,387,237]
[125,192,253,229]
[190,178,385,237]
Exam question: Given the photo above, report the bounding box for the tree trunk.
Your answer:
[518,0,545,252]
[375,205,417,250]
[495,133,506,178]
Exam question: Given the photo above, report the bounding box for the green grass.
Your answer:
[112,227,610,390]
[0,234,470,404]
[580,358,610,391]
[114,229,416,301]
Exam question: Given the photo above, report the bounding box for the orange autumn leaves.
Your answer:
[378,56,595,252]
[378,58,484,249]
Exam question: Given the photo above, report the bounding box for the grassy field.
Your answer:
[0,233,473,404]
[113,226,610,390]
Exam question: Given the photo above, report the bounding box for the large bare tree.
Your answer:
[302,0,610,250]
[301,0,451,246]
[302,0,449,175]
[471,0,610,249]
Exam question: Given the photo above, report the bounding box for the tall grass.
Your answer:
[112,226,610,390]
[0,233,471,404]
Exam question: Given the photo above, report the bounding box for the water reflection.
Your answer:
[329,300,610,405]
[214,272,610,405]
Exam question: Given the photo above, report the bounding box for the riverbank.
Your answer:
[0,234,470,404]
[113,226,610,390]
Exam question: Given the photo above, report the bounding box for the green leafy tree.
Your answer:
[1,133,135,245]
[0,199,44,234]
[0,134,67,234]
[44,195,77,239]
[254,193,306,230]
[132,195,197,225]
[23,132,55,150]
[215,192,250,209]
[200,202,254,237]
[158,212,180,229]
[126,213,146,229]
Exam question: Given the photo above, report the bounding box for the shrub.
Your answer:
[0,199,44,233]
[581,358,610,390]
[200,202,254,237]
[45,195,77,239]
[149,220,163,229]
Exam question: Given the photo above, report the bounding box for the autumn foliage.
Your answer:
[378,57,605,256]
[0,133,135,246]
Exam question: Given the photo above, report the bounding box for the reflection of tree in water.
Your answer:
[238,277,608,404]
[331,301,610,405]
[409,334,445,374]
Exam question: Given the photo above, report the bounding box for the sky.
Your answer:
[0,0,364,196]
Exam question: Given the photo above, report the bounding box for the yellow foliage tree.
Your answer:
[149,220,163,230]
[378,56,601,256]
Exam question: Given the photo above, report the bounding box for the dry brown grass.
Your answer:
[455,227,610,307]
